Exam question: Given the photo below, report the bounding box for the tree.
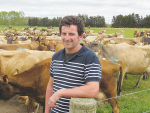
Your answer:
[0,11,9,25]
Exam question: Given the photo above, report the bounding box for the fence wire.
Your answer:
[96,88,150,102]
[143,110,150,113]
[96,88,150,113]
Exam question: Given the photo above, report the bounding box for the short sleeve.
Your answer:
[84,55,101,83]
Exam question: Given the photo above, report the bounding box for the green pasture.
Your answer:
[1,26,150,38]
[0,26,150,112]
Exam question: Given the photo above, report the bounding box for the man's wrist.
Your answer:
[57,88,64,97]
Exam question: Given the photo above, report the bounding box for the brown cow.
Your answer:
[0,41,50,51]
[0,57,122,113]
[55,41,64,52]
[40,40,57,52]
[9,26,12,29]
[0,49,54,76]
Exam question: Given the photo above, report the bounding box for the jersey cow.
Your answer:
[0,57,122,113]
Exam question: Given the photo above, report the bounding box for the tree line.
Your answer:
[112,13,150,28]
[28,17,62,27]
[28,14,106,28]
[0,11,27,26]
[0,11,106,27]
[1,11,150,28]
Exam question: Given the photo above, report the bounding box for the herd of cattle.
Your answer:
[0,27,150,113]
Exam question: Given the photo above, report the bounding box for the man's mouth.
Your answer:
[64,41,72,44]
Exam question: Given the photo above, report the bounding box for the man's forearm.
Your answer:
[57,82,99,99]
[47,81,99,109]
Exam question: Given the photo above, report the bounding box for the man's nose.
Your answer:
[65,34,70,40]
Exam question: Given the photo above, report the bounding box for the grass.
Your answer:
[96,75,150,113]
[0,26,150,112]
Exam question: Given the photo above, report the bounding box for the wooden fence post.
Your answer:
[69,98,97,113]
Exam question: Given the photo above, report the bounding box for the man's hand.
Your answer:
[48,90,62,108]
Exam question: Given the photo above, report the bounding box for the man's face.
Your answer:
[61,25,82,52]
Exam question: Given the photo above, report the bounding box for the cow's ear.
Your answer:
[3,75,9,83]
[14,69,19,75]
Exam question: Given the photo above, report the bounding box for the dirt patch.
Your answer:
[0,95,43,113]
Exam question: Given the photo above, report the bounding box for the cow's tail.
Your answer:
[117,66,123,98]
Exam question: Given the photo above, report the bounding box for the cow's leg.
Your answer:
[143,72,147,80]
[104,88,120,113]
[146,72,149,80]
[145,72,149,80]
[124,73,127,79]
[133,74,143,88]
[143,72,149,80]
[108,97,120,113]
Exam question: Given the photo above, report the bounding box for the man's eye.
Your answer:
[70,33,74,36]
[62,33,66,35]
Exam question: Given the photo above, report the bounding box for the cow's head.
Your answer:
[86,41,100,51]
[0,75,18,100]
[18,96,39,113]
[40,40,57,51]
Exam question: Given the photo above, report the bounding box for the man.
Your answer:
[45,15,101,113]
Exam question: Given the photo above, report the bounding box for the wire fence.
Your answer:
[96,88,150,113]
[143,110,150,113]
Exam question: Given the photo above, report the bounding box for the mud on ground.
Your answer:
[0,95,43,113]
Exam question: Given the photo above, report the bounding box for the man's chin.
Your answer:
[64,45,72,50]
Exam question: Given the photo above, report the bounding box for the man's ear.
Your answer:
[79,33,84,40]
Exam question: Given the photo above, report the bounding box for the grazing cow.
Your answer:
[0,57,122,113]
[9,26,12,29]
[86,42,150,88]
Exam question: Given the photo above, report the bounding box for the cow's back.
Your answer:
[0,50,40,75]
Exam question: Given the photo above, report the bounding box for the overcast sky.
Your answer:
[1,0,150,24]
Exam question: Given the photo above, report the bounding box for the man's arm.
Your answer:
[45,77,54,113]
[48,81,99,108]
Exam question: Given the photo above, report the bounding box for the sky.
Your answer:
[0,0,150,24]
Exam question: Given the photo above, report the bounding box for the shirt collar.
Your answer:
[62,43,87,57]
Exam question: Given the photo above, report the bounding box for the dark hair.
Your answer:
[59,15,84,36]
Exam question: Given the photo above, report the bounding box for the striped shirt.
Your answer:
[50,44,101,113]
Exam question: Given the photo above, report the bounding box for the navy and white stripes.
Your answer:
[49,44,101,113]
